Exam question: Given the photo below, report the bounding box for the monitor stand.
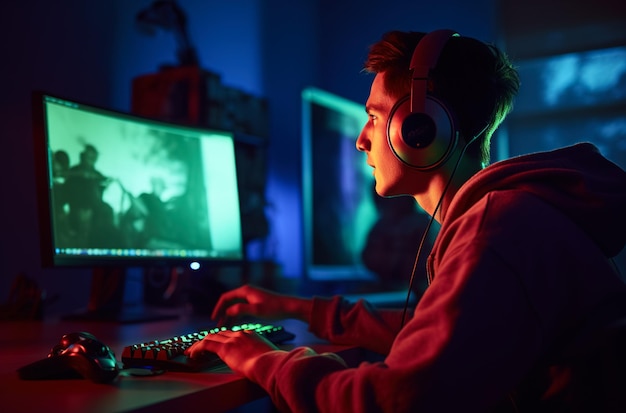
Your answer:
[62,267,180,324]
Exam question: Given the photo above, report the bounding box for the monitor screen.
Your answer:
[301,87,375,280]
[32,91,244,269]
[301,87,438,297]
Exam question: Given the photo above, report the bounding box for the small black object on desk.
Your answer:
[17,331,119,384]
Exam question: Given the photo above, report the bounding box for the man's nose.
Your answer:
[356,128,369,152]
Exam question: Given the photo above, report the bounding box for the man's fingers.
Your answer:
[185,331,232,358]
[210,286,253,319]
[211,294,245,319]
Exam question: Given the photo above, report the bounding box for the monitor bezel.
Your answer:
[32,90,245,269]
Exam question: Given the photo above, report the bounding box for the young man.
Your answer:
[186,30,626,412]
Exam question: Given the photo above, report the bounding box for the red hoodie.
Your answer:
[249,143,626,412]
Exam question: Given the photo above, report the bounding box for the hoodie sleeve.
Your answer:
[308,296,406,354]
[245,239,544,412]
[242,144,626,412]
[241,192,580,412]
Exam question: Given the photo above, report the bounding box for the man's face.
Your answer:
[356,72,426,198]
[83,150,98,169]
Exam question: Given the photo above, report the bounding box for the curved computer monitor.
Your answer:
[32,91,244,271]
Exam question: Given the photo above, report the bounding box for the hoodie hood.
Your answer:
[447,142,626,257]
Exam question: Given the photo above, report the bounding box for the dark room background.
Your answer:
[1,0,624,316]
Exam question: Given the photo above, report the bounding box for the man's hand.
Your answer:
[184,330,281,376]
[211,284,312,326]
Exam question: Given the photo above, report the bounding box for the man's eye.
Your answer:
[368,114,377,122]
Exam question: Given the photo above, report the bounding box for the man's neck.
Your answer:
[415,153,481,223]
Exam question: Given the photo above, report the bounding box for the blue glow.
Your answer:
[543,48,626,107]
[543,54,578,106]
[515,46,626,114]
[507,45,626,172]
[301,87,379,280]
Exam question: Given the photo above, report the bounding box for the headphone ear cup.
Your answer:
[387,95,458,170]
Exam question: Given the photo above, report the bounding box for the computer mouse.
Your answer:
[17,331,119,383]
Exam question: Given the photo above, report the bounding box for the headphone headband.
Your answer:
[409,29,459,113]
[386,29,461,170]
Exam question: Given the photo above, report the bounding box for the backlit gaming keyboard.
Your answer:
[121,323,296,372]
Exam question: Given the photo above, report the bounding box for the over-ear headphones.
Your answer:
[387,29,460,170]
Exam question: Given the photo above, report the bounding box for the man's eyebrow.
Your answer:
[365,102,384,113]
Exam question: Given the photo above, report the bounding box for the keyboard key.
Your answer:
[121,323,295,372]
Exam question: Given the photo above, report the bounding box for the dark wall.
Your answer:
[0,0,496,314]
[1,1,120,313]
[315,0,497,104]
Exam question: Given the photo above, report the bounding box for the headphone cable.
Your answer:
[399,135,478,329]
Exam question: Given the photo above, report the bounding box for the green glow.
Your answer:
[302,86,366,121]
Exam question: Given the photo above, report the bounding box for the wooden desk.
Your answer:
[0,316,364,413]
